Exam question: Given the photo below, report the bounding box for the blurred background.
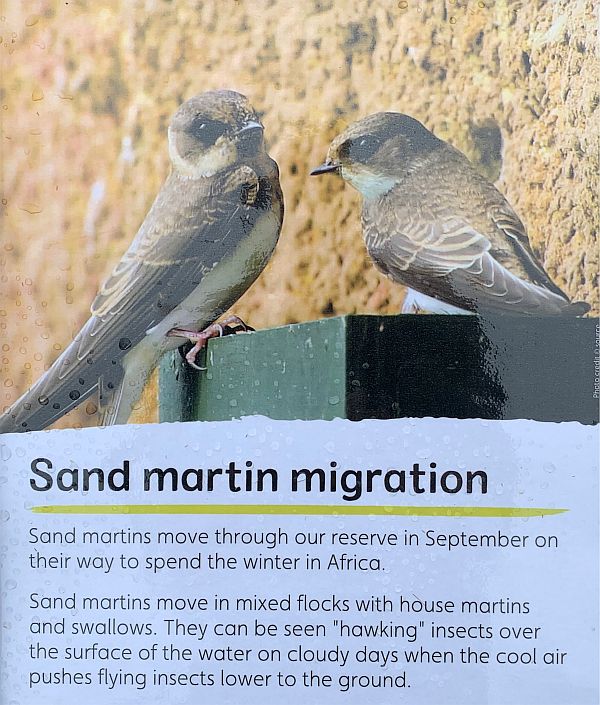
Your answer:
[1,0,598,428]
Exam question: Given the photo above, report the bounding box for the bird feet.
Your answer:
[167,316,253,370]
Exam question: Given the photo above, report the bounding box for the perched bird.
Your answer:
[1,89,284,433]
[311,112,589,316]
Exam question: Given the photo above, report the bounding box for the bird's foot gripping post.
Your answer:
[167,315,254,370]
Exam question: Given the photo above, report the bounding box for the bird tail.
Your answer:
[0,336,123,435]
[563,300,591,316]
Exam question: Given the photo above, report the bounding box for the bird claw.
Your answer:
[187,360,207,372]
[168,316,253,369]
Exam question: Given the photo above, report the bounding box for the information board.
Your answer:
[1,416,597,704]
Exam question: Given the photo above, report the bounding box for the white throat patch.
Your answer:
[342,167,397,199]
[168,127,237,179]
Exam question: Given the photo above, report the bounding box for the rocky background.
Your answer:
[1,0,598,428]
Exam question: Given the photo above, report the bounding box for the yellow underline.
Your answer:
[30,504,567,517]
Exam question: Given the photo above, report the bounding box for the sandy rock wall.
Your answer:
[1,0,598,428]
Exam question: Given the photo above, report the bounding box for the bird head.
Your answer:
[311,112,442,198]
[168,90,265,178]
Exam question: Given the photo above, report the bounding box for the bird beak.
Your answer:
[236,121,264,154]
[237,120,264,137]
[310,161,341,176]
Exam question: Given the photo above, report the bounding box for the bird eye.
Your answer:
[191,118,228,146]
[347,134,382,162]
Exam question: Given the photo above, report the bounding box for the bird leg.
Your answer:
[167,316,253,370]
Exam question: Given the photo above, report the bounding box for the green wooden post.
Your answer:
[160,317,348,422]
[159,314,599,425]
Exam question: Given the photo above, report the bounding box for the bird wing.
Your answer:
[91,167,266,337]
[62,164,275,373]
[1,162,282,432]
[487,202,569,298]
[362,186,574,315]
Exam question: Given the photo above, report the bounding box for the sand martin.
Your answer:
[311,112,589,316]
[1,90,283,433]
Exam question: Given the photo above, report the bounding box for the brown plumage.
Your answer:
[1,90,283,434]
[312,112,589,317]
